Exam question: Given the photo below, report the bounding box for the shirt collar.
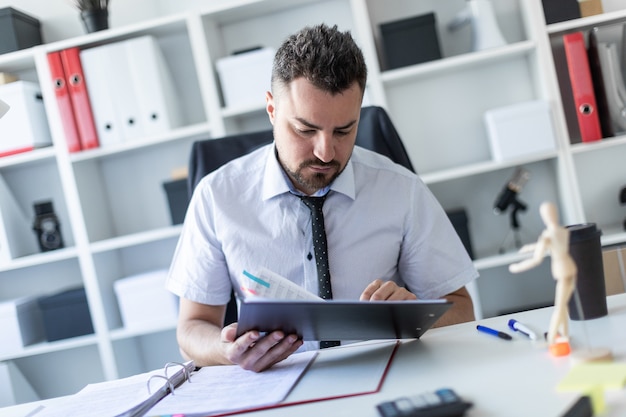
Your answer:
[261,144,356,201]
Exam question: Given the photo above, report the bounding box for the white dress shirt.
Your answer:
[166,144,477,307]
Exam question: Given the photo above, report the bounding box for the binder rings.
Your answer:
[47,51,82,153]
[59,47,100,150]
[563,31,603,143]
[35,361,196,417]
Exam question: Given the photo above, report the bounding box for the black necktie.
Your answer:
[299,195,333,299]
[299,195,339,348]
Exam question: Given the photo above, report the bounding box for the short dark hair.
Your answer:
[271,24,367,96]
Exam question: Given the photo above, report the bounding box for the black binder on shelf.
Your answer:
[593,40,626,134]
[588,27,615,138]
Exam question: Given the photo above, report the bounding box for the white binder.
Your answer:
[81,45,124,147]
[104,41,145,141]
[124,36,182,136]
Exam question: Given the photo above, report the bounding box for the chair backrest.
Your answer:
[186,105,413,325]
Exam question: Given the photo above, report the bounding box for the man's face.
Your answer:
[266,78,362,195]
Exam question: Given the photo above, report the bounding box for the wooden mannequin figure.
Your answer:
[509,202,576,353]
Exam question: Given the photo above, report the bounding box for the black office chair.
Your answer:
[187,105,414,325]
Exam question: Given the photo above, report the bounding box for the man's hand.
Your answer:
[359,279,417,301]
[177,299,302,372]
[221,324,303,372]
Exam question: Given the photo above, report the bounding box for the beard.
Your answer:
[282,158,343,194]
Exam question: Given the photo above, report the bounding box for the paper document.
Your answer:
[147,351,316,416]
[240,267,322,300]
[34,362,195,417]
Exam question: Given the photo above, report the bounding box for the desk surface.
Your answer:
[5,293,626,417]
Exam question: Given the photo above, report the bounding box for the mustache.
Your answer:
[299,159,340,169]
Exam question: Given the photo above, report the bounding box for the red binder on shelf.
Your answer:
[47,51,82,153]
[563,31,603,143]
[60,47,100,150]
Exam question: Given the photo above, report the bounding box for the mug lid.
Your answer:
[566,223,601,242]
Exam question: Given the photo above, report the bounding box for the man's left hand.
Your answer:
[359,279,417,301]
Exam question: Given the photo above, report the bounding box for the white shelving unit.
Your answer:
[1,0,625,402]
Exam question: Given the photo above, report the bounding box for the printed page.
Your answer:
[240,267,322,300]
[147,350,317,416]
[33,362,194,417]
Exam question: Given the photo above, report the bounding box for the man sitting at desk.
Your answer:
[166,23,477,372]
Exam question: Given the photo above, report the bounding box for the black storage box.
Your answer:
[541,0,580,24]
[446,208,475,260]
[0,7,43,54]
[38,287,94,341]
[380,12,442,70]
[163,178,189,225]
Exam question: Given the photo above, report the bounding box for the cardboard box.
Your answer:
[0,81,52,157]
[114,269,178,330]
[484,100,557,162]
[602,247,626,296]
[380,13,442,70]
[0,7,42,55]
[38,287,94,341]
[216,47,274,108]
[0,296,44,355]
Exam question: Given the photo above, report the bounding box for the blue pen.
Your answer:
[476,324,512,340]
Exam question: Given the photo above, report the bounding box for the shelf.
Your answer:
[221,102,266,119]
[381,40,536,86]
[70,122,212,162]
[89,225,182,254]
[0,47,36,72]
[44,13,192,53]
[546,8,626,35]
[473,250,532,271]
[199,0,322,23]
[569,134,626,155]
[0,247,79,272]
[0,147,56,169]
[0,333,99,362]
[109,321,177,341]
[420,150,558,185]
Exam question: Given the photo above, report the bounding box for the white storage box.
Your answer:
[0,296,45,355]
[114,269,178,329]
[0,81,52,156]
[216,47,275,109]
[484,100,557,162]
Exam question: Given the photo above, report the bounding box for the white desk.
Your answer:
[4,293,626,417]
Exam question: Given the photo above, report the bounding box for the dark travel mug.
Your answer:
[566,223,608,320]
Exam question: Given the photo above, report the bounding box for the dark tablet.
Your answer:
[236,299,452,341]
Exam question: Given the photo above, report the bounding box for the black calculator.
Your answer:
[376,388,473,417]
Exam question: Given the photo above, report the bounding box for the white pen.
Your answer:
[508,319,538,340]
